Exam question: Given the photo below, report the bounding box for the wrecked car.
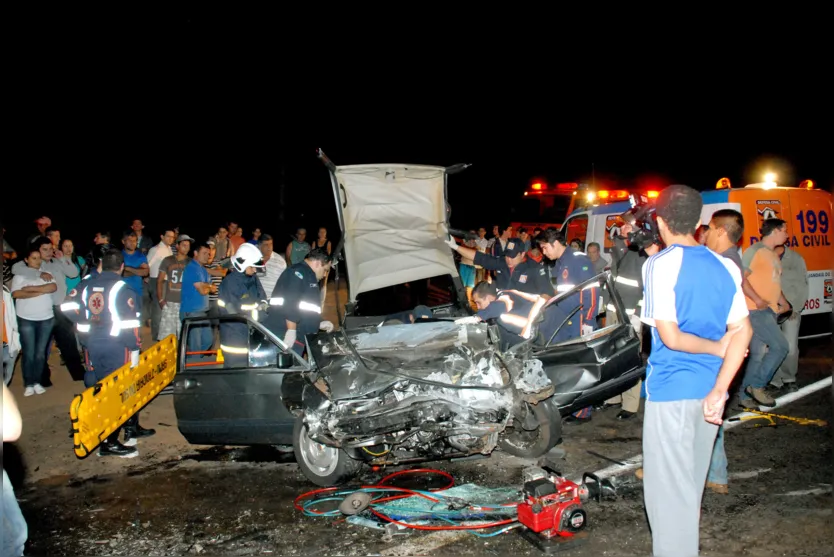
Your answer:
[172,150,645,487]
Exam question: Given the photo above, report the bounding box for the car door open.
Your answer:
[173,314,309,446]
[530,271,645,414]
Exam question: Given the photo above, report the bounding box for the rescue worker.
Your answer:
[217,243,267,367]
[446,234,552,297]
[536,228,598,422]
[600,222,661,420]
[383,305,433,325]
[264,248,333,355]
[61,249,155,457]
[536,228,598,338]
[454,281,569,350]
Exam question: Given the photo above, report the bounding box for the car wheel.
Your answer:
[293,415,362,487]
[498,400,562,458]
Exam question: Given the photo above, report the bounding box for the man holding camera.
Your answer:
[640,185,751,557]
[600,211,661,420]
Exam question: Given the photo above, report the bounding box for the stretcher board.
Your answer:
[69,335,178,458]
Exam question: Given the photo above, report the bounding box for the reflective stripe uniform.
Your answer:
[217,270,266,363]
[551,247,598,338]
[608,237,646,321]
[264,262,322,351]
[61,271,140,386]
[604,238,647,413]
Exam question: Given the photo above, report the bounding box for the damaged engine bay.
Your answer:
[302,321,555,466]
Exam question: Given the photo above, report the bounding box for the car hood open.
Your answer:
[327,162,461,303]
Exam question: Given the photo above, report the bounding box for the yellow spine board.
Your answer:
[69,335,178,458]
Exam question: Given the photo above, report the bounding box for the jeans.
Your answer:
[707,424,727,485]
[50,305,86,381]
[148,277,162,341]
[771,313,801,387]
[2,469,27,556]
[18,317,54,387]
[181,310,212,354]
[739,309,789,400]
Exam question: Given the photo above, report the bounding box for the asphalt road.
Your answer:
[10,338,832,556]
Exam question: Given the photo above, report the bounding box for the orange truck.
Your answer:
[517,179,832,339]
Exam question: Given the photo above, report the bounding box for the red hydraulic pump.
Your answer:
[516,466,606,551]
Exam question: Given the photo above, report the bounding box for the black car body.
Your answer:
[172,151,644,486]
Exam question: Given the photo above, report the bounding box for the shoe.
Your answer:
[98,440,138,458]
[23,386,35,397]
[635,468,643,480]
[706,482,729,494]
[123,423,156,446]
[783,383,798,394]
[738,397,759,410]
[33,383,46,395]
[616,410,636,420]
[594,402,621,411]
[745,386,776,407]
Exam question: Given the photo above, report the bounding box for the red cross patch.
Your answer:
[562,268,569,280]
[89,292,105,315]
[127,298,135,309]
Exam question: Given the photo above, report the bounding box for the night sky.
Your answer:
[3,9,830,256]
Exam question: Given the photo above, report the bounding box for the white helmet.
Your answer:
[232,243,265,273]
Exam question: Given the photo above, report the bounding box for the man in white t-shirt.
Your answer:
[146,229,176,339]
[256,234,286,299]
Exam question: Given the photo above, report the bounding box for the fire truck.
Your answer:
[516,177,832,339]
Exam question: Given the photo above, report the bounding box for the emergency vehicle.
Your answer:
[520,178,833,339]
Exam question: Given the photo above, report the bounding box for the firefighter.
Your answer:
[61,249,155,457]
[217,243,267,368]
[600,222,661,419]
[536,228,599,422]
[536,228,598,338]
[446,235,552,297]
[454,281,569,350]
[264,248,333,355]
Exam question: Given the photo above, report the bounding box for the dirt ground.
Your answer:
[4,284,832,556]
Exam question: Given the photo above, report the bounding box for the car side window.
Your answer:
[562,214,588,248]
[248,324,279,368]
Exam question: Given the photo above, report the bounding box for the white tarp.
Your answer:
[333,164,459,300]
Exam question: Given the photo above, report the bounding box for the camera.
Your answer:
[620,194,662,250]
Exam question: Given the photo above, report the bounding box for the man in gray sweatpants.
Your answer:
[640,185,752,556]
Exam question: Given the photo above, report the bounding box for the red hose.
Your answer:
[295,467,517,530]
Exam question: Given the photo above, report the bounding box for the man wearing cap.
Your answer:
[27,217,51,246]
[455,281,568,350]
[156,234,194,341]
[446,235,552,298]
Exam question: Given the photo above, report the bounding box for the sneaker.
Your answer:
[783,383,798,393]
[23,386,35,397]
[739,396,759,410]
[706,482,729,494]
[745,386,776,407]
[616,410,637,420]
[33,383,46,395]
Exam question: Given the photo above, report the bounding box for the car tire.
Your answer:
[293,415,362,487]
[498,400,562,458]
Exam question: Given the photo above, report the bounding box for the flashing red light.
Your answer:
[531,182,543,190]
[647,190,660,198]
[557,182,579,191]
[596,190,629,200]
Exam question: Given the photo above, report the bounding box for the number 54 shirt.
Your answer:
[159,255,192,304]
